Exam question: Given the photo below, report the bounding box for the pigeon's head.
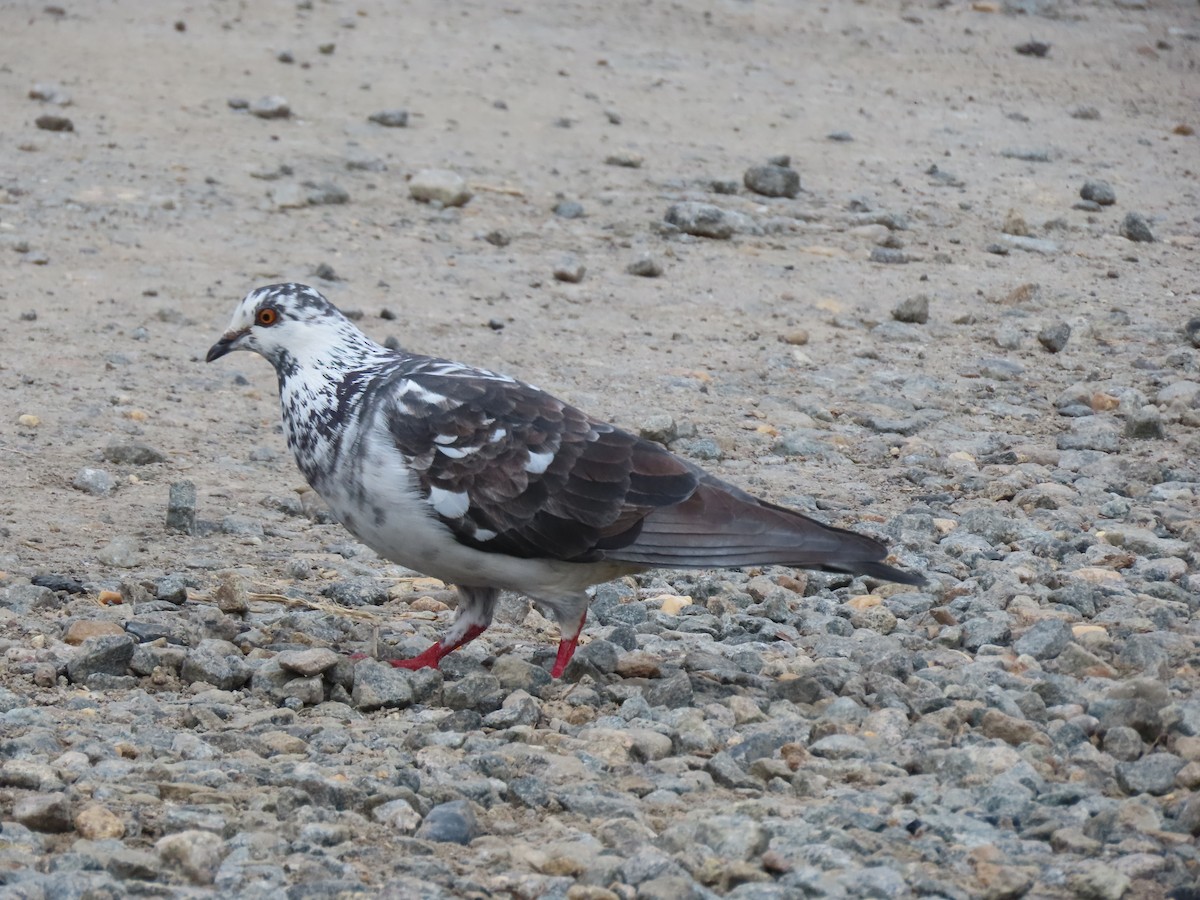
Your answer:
[206,283,377,374]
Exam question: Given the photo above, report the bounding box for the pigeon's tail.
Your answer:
[604,478,925,586]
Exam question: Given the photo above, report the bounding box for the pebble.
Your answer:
[72,467,115,495]
[664,202,737,239]
[351,660,415,710]
[416,800,480,845]
[1037,322,1071,353]
[1070,105,1101,120]
[892,294,929,324]
[166,480,197,534]
[368,109,409,127]
[999,234,1058,254]
[1124,405,1164,439]
[66,634,135,683]
[74,805,125,841]
[743,164,801,199]
[626,255,663,277]
[553,200,584,218]
[97,535,143,568]
[35,114,74,132]
[552,254,586,283]
[156,830,225,884]
[1119,212,1154,242]
[1080,180,1116,205]
[248,96,291,119]
[604,151,643,168]
[13,794,72,833]
[103,441,166,465]
[409,169,472,207]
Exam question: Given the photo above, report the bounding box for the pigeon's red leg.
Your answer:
[389,585,497,670]
[551,608,588,679]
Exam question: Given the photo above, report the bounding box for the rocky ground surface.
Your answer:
[2,0,1199,898]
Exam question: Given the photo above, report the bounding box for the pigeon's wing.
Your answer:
[377,357,699,562]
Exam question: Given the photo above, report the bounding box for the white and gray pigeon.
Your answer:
[207,283,923,677]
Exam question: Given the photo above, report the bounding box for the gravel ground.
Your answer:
[2,1,1199,898]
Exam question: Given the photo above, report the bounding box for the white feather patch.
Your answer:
[524,450,554,474]
[427,486,470,519]
[436,444,474,459]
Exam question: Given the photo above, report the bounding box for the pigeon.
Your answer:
[207,283,923,677]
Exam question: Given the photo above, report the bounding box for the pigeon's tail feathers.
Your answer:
[604,480,924,585]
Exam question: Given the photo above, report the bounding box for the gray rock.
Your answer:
[351,660,415,710]
[13,793,72,833]
[97,535,143,567]
[35,113,74,131]
[156,829,226,884]
[103,441,166,465]
[552,254,586,283]
[304,181,349,205]
[368,109,408,127]
[1057,418,1120,453]
[1124,405,1164,439]
[1119,212,1154,243]
[277,648,340,677]
[1115,753,1184,795]
[410,169,472,207]
[869,247,910,264]
[156,573,189,604]
[552,200,584,219]
[72,467,116,495]
[1080,180,1116,206]
[664,202,736,239]
[743,164,800,198]
[2,583,60,613]
[1177,792,1200,836]
[1101,726,1143,762]
[443,671,503,713]
[705,751,759,790]
[637,875,706,900]
[961,613,1012,650]
[415,800,479,845]
[180,639,252,690]
[626,255,663,277]
[322,578,390,606]
[999,234,1058,255]
[644,670,693,708]
[1013,619,1072,659]
[248,96,290,119]
[1070,106,1101,120]
[166,480,197,534]
[1068,863,1130,900]
[67,634,135,683]
[892,294,929,324]
[1037,322,1071,353]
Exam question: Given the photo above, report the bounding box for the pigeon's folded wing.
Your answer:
[378,358,698,562]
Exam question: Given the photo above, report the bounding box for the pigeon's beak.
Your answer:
[205,330,244,363]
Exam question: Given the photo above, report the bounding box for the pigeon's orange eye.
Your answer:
[256,307,278,326]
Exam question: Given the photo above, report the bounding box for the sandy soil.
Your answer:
[1,0,1198,893]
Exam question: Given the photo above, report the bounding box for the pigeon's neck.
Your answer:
[274,327,395,488]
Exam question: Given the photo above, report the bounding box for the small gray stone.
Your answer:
[72,467,115,495]
[1,583,59,613]
[869,247,910,264]
[98,535,142,567]
[705,751,759,790]
[1119,212,1154,243]
[35,114,74,132]
[1115,753,1185,796]
[13,793,72,833]
[410,169,472,207]
[552,200,584,218]
[67,634,135,683]
[626,255,663,277]
[552,254,586,283]
[1000,234,1058,255]
[443,672,504,713]
[664,202,736,239]
[1057,418,1120,453]
[103,441,166,465]
[1070,106,1100,120]
[156,830,225,885]
[1037,322,1071,353]
[1101,726,1143,762]
[248,96,291,119]
[892,294,929,324]
[743,164,801,198]
[1124,405,1164,440]
[368,109,408,127]
[1068,863,1129,900]
[304,181,349,205]
[1184,317,1200,349]
[155,574,189,604]
[180,639,252,690]
[644,670,693,708]
[415,800,479,845]
[277,648,340,677]
[1080,180,1116,206]
[166,480,197,534]
[351,660,415,710]
[1013,619,1072,660]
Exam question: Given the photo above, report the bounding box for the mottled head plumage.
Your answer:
[205,282,380,375]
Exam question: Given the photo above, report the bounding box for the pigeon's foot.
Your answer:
[390,623,487,670]
[550,610,588,678]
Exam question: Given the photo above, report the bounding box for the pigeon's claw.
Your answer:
[390,622,489,670]
[550,610,588,678]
